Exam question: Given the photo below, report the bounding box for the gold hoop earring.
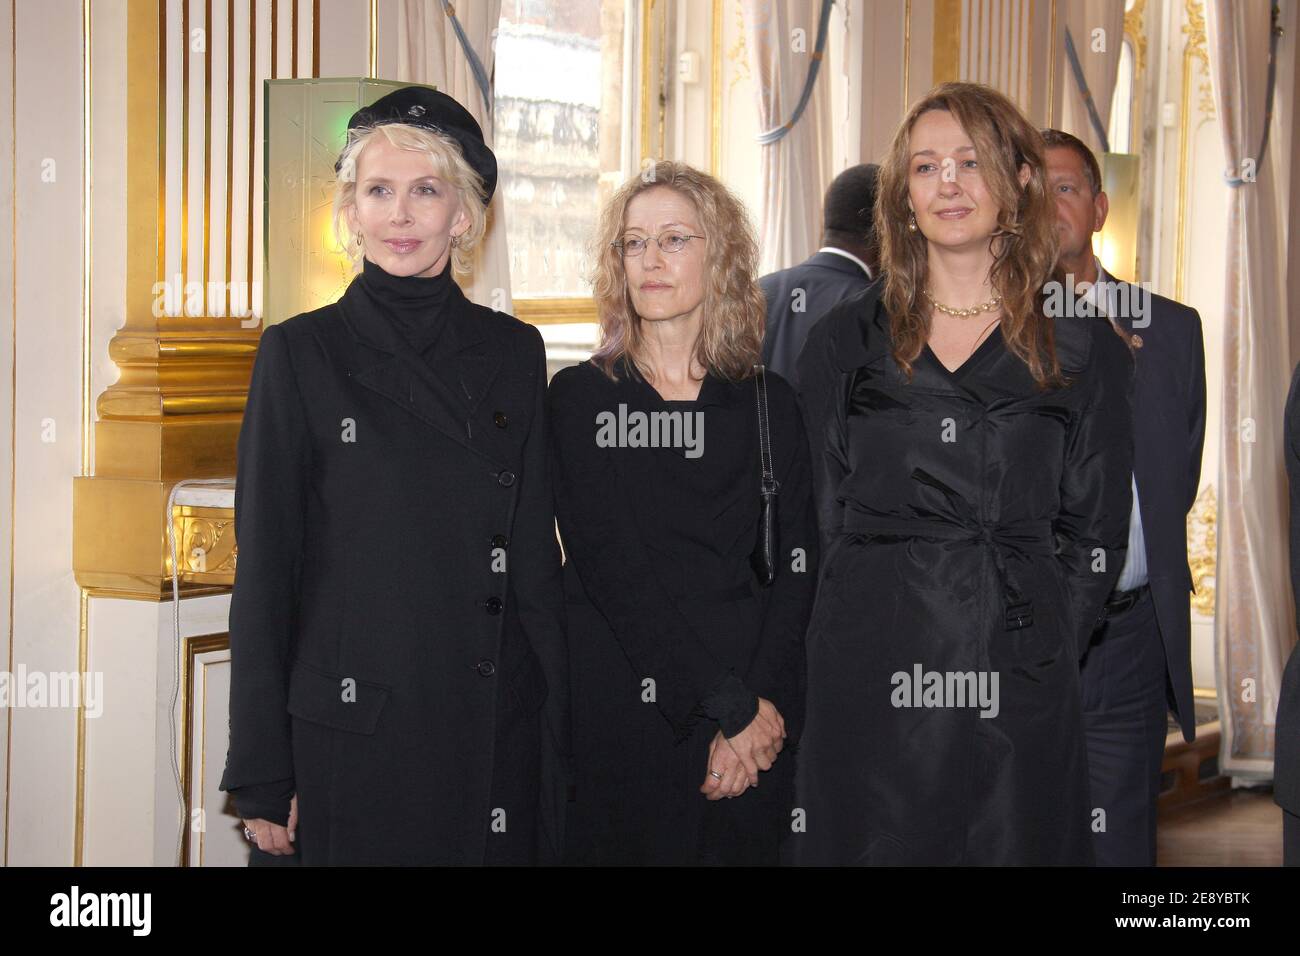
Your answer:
[355,233,363,246]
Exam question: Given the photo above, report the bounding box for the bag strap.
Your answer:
[753,364,779,495]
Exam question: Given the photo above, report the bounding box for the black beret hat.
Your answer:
[335,84,497,205]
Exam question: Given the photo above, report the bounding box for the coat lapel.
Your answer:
[338,283,503,463]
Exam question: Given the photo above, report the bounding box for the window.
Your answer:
[1108,37,1134,154]
[494,0,630,343]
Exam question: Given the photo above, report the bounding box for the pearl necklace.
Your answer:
[922,289,1002,317]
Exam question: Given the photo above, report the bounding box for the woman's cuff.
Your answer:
[700,674,759,739]
[231,779,294,826]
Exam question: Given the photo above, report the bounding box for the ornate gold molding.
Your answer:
[172,506,238,585]
[1175,0,1215,301]
[640,0,654,163]
[1124,0,1148,78]
[1182,0,1215,119]
[726,2,750,96]
[513,297,599,325]
[1188,482,1216,618]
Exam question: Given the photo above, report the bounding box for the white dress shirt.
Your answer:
[818,246,873,280]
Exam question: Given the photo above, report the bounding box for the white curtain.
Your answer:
[1058,0,1125,154]
[1206,0,1293,779]
[741,0,833,275]
[398,0,511,312]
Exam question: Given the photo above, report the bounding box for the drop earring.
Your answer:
[907,212,918,232]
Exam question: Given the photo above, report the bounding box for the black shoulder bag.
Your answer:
[749,364,780,587]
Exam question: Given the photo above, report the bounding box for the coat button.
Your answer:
[493,411,508,428]
[476,659,496,677]
[497,470,516,487]
[484,596,503,614]
[491,534,508,549]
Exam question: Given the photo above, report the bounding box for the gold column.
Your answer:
[932,0,962,85]
[72,0,256,599]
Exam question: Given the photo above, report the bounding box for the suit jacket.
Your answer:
[1097,267,1206,742]
[218,274,570,864]
[760,250,873,390]
[1276,361,1300,814]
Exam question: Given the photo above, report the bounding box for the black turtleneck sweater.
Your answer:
[352,255,458,356]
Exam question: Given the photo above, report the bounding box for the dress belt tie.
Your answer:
[840,468,1054,631]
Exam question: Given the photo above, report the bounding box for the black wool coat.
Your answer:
[218,269,569,865]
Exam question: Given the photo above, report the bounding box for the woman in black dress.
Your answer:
[549,161,817,865]
[219,87,568,865]
[794,82,1134,865]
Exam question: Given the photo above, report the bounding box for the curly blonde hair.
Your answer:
[332,122,487,276]
[589,161,765,383]
[876,82,1063,387]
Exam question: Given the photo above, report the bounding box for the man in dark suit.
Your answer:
[1279,362,1300,866]
[759,164,879,389]
[1043,129,1207,866]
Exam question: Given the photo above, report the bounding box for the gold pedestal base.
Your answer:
[73,474,238,599]
[74,361,250,599]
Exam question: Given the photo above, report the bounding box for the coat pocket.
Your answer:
[286,659,391,734]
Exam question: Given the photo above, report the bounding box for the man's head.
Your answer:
[822,163,881,273]
[1040,128,1108,265]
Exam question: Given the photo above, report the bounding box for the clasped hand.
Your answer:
[699,697,786,800]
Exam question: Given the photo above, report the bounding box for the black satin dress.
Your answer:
[793,285,1134,865]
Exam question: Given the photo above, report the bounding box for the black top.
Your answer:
[658,396,761,732]
[548,354,818,864]
[354,255,454,355]
[549,356,816,739]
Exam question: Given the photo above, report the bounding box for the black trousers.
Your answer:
[1080,587,1169,866]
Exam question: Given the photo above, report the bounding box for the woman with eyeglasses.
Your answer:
[548,161,818,865]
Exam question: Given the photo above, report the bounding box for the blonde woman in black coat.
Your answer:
[219,86,569,865]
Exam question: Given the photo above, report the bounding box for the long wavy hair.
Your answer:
[589,161,765,383]
[332,123,487,277]
[876,82,1064,387]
